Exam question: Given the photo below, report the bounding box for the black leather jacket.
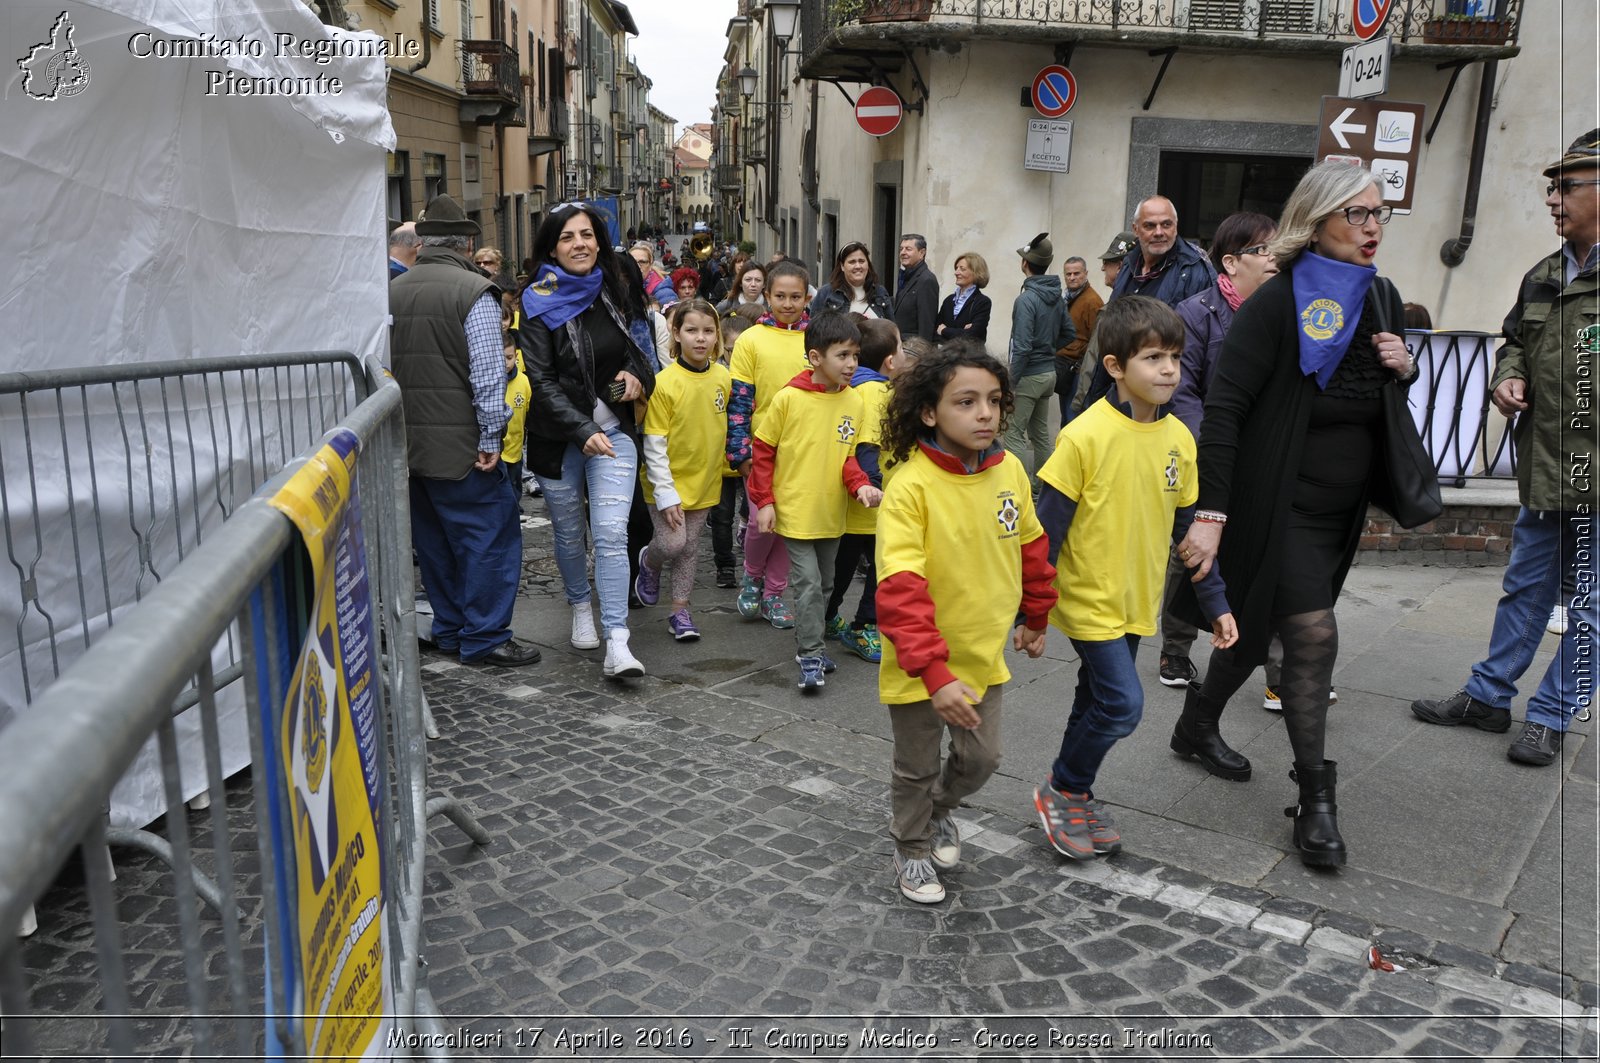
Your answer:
[810,282,894,319]
[518,289,657,477]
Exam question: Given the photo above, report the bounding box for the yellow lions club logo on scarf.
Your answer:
[1300,298,1343,342]
[530,272,559,297]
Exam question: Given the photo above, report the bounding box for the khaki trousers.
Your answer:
[888,686,1003,858]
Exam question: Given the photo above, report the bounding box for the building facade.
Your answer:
[721,0,1591,338]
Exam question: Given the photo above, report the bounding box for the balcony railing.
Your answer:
[1408,331,1516,485]
[461,40,520,103]
[807,0,1519,50]
[527,98,568,157]
[717,163,742,190]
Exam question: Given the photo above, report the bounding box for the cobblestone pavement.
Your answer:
[403,649,1597,1060]
[12,500,1598,1060]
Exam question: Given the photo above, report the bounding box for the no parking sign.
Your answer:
[1030,65,1077,119]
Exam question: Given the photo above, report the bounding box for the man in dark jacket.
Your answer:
[390,194,539,668]
[1008,233,1074,490]
[1073,198,1217,421]
[1412,129,1600,766]
[388,221,419,278]
[892,233,939,340]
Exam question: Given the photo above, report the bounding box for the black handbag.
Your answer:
[1372,279,1443,528]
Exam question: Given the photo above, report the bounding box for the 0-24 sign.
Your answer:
[1339,35,1390,99]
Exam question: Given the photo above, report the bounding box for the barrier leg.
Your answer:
[423,797,490,846]
[104,827,224,912]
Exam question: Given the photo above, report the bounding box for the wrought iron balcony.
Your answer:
[527,99,568,157]
[718,163,742,190]
[459,39,522,125]
[461,40,520,102]
[801,0,1520,78]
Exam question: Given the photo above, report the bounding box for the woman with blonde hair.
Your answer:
[933,251,992,343]
[1172,160,1433,869]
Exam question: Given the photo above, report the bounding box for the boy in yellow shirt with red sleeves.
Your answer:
[748,311,882,691]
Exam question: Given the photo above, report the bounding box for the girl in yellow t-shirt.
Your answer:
[634,299,732,641]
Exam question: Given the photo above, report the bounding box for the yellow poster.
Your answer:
[268,427,392,1059]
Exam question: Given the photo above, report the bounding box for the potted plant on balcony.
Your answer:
[845,0,935,25]
[1420,13,1512,44]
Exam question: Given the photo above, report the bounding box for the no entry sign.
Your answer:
[855,87,903,137]
[1031,65,1077,119]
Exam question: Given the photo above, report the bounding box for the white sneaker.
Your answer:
[1548,606,1569,636]
[570,603,600,650]
[930,816,961,871]
[603,628,645,679]
[894,852,945,904]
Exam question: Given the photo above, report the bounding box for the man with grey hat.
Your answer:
[1099,231,1134,290]
[1411,129,1599,766]
[390,194,540,668]
[1008,233,1075,490]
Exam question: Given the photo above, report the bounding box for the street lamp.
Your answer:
[765,0,801,48]
[737,65,759,100]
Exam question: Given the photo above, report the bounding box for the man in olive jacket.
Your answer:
[391,195,540,668]
[1412,130,1599,766]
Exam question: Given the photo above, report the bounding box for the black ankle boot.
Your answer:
[1285,760,1346,868]
[1170,686,1252,780]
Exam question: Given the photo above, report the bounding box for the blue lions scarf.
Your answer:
[521,264,604,330]
[1292,252,1376,390]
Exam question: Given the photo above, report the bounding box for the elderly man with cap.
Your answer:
[1099,231,1135,290]
[1411,129,1600,766]
[390,194,540,668]
[1008,232,1075,491]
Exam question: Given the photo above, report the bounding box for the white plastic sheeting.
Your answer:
[1,0,395,826]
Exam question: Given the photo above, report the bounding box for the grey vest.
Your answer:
[390,247,498,480]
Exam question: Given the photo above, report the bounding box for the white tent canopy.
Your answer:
[1,0,395,825]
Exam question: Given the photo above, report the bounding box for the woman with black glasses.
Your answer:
[1171,161,1432,869]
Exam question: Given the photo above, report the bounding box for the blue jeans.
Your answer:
[1466,507,1598,730]
[1049,634,1143,795]
[409,466,521,660]
[535,426,638,634]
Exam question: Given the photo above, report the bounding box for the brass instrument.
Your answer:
[690,232,714,262]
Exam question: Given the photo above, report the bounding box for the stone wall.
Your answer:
[1358,488,1519,567]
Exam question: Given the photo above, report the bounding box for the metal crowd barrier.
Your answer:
[0,360,487,1057]
[1407,329,1517,487]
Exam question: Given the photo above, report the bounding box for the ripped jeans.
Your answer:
[535,426,638,634]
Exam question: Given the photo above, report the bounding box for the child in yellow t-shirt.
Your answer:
[824,317,901,664]
[749,311,880,692]
[500,305,532,496]
[633,298,731,642]
[876,340,1058,904]
[708,313,754,588]
[1032,296,1237,864]
[727,261,814,628]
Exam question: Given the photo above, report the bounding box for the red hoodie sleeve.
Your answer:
[1017,531,1058,631]
[748,439,777,508]
[842,454,870,495]
[877,571,959,696]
